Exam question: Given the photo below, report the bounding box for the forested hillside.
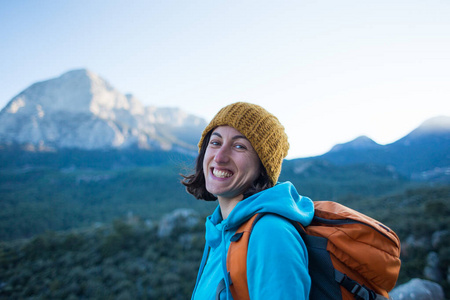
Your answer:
[0,214,205,299]
[1,184,449,299]
[0,158,412,241]
[0,165,215,241]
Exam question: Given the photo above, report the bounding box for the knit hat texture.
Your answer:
[198,102,289,185]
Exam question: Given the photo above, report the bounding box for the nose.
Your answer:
[214,146,230,164]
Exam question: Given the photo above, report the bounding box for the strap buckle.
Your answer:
[352,283,370,300]
[335,270,376,300]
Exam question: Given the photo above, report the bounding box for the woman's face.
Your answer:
[203,126,261,202]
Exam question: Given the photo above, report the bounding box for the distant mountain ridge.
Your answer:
[0,69,448,181]
[0,69,206,153]
[329,135,382,152]
[290,116,450,181]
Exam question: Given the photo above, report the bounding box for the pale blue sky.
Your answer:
[1,0,449,158]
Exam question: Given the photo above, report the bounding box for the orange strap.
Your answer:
[226,214,259,300]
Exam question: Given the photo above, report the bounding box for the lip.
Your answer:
[211,167,234,179]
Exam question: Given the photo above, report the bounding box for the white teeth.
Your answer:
[213,169,233,178]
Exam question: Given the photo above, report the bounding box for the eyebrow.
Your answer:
[212,132,249,141]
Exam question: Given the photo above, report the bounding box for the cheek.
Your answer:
[248,167,261,183]
[244,156,261,182]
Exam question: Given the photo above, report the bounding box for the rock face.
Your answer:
[0,69,206,153]
[157,208,200,238]
[424,252,443,282]
[390,278,444,300]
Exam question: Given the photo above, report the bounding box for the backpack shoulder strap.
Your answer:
[226,213,261,300]
[225,213,308,299]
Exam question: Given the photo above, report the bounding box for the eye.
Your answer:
[234,144,247,150]
[209,139,221,147]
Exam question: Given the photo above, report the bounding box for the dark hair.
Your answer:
[181,130,273,201]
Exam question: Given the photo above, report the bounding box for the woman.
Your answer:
[182,102,314,299]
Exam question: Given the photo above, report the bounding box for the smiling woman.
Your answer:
[203,126,261,218]
[181,102,314,299]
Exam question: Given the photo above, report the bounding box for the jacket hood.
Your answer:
[205,181,314,249]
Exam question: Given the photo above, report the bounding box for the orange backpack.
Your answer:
[226,201,401,300]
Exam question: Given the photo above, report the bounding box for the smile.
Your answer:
[212,168,233,178]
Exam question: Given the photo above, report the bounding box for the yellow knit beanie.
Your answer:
[198,102,289,185]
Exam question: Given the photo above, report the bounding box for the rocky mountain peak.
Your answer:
[0,69,206,152]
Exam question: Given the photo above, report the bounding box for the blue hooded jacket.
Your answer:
[191,181,314,300]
